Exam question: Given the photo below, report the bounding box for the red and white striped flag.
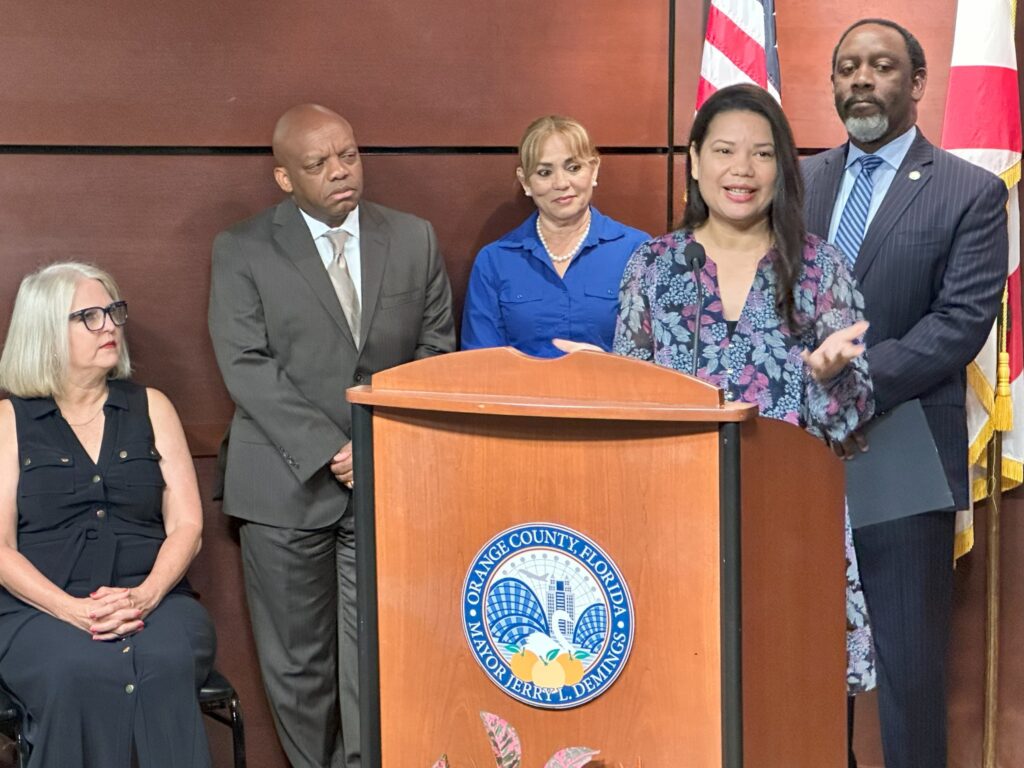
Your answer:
[696,0,781,110]
[940,0,1023,557]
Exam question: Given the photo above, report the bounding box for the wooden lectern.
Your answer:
[347,348,846,767]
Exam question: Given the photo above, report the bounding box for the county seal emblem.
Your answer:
[461,523,634,709]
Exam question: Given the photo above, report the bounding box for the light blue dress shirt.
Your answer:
[827,126,918,244]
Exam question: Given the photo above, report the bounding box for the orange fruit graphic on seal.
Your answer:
[509,649,538,682]
[532,653,567,689]
[557,653,585,685]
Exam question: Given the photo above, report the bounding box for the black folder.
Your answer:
[844,399,955,528]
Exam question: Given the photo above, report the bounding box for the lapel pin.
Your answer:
[909,170,922,181]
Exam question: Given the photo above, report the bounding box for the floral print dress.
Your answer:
[613,228,877,693]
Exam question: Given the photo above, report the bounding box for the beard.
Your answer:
[836,95,890,143]
[844,114,889,143]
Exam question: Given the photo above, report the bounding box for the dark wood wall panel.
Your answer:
[0,155,266,454]
[0,153,666,456]
[672,153,687,226]
[674,0,955,148]
[1,1,668,147]
[672,0,708,145]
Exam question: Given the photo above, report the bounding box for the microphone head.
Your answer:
[683,241,707,270]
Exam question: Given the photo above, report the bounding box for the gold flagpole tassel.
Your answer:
[994,287,1013,430]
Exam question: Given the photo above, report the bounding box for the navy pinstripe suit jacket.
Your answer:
[803,131,1008,509]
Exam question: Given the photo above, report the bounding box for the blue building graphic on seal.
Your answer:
[461,523,635,709]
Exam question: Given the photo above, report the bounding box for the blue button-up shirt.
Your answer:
[461,207,649,357]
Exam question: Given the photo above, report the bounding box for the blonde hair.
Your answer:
[518,115,600,178]
[0,262,131,398]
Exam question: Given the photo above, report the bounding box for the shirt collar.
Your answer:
[585,207,624,246]
[845,125,917,172]
[105,383,129,411]
[21,381,129,420]
[299,205,361,244]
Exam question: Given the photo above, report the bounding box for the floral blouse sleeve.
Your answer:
[613,238,660,361]
[801,239,875,442]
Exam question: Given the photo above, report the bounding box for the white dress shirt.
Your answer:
[299,205,363,303]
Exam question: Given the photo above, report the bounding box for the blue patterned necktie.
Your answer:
[833,154,884,269]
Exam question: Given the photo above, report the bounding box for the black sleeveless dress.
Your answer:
[0,380,215,767]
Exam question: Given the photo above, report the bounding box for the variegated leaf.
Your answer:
[543,746,600,768]
[479,711,522,768]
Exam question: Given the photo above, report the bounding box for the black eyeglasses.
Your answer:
[68,301,129,331]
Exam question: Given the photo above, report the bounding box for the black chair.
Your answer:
[198,669,247,768]
[0,670,245,768]
[0,691,24,768]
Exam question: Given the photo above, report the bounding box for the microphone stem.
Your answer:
[692,267,703,378]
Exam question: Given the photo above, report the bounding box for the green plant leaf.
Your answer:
[504,644,520,654]
[544,747,600,768]
[545,649,560,662]
[480,711,521,768]
[573,651,590,660]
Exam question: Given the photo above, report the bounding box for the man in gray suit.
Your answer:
[208,104,455,768]
[802,20,1007,768]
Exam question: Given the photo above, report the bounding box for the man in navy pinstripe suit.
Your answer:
[803,19,1008,768]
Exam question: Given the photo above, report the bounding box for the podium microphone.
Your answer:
[684,241,707,377]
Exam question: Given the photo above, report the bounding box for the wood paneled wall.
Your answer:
[0,2,1020,767]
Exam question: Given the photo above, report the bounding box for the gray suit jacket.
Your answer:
[803,132,1008,508]
[208,198,455,529]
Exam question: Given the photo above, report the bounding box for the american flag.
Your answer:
[696,0,781,110]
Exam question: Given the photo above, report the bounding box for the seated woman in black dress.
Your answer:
[0,262,215,767]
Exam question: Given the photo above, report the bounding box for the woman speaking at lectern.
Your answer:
[608,85,877,706]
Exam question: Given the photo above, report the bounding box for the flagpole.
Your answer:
[983,431,1002,768]
[983,294,1010,768]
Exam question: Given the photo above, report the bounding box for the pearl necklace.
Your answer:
[536,213,591,264]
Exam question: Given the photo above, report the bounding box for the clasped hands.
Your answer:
[69,585,153,641]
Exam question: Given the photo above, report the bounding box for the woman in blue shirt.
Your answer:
[461,116,649,357]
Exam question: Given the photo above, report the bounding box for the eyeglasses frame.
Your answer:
[68,300,129,331]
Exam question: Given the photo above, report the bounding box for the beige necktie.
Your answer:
[324,229,361,345]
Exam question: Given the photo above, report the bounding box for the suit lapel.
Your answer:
[854,134,934,282]
[358,202,389,345]
[273,200,356,347]
[805,145,847,239]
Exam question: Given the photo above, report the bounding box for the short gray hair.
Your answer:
[0,262,131,398]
